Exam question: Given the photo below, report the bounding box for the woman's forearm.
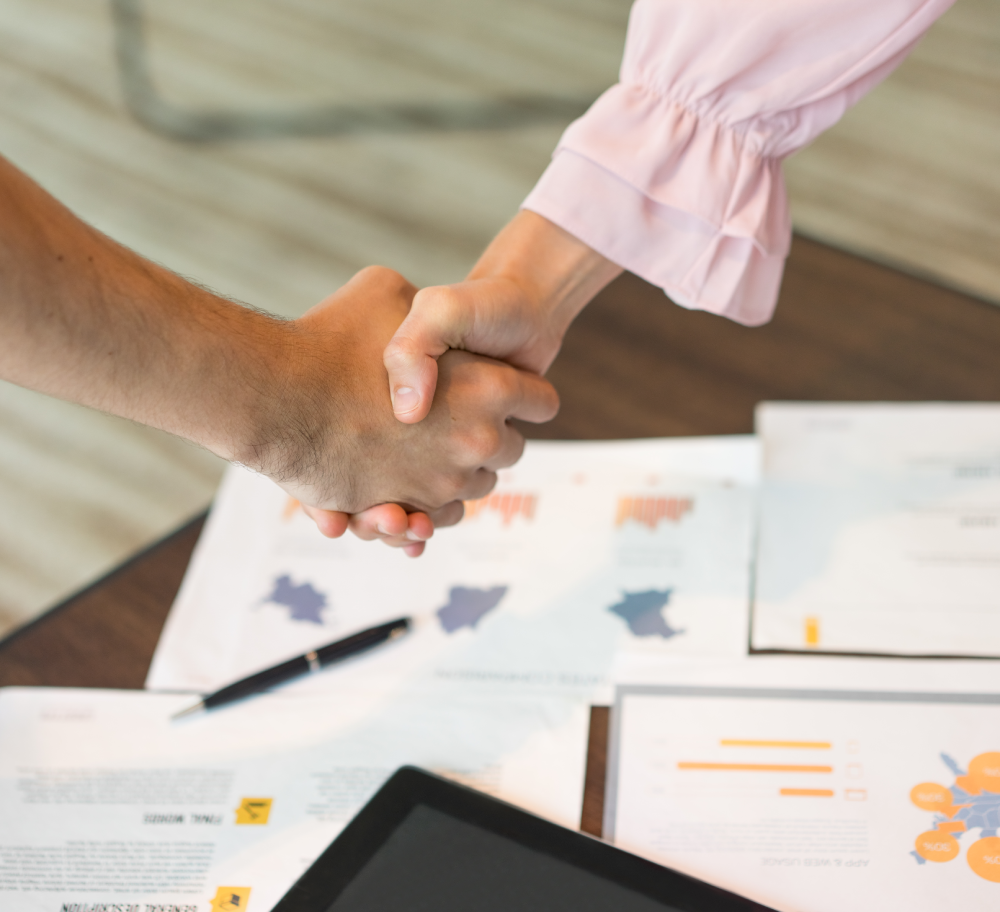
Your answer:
[466,210,623,353]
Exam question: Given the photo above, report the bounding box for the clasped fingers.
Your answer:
[415,350,558,502]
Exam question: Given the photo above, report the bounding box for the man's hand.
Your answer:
[321,212,621,555]
[268,266,560,522]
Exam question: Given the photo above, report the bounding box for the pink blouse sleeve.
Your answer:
[521,0,953,325]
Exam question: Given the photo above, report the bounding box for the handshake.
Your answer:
[277,211,621,556]
[0,152,618,550]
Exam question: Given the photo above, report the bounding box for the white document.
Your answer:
[0,683,589,912]
[753,403,1000,656]
[606,677,1000,912]
[147,438,759,701]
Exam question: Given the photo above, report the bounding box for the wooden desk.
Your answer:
[3,236,1000,838]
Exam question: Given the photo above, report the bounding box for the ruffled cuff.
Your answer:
[521,84,791,326]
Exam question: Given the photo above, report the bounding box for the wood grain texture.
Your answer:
[530,236,1000,443]
[581,706,610,837]
[786,0,1000,304]
[0,514,205,689]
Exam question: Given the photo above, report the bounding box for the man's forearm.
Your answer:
[0,154,298,472]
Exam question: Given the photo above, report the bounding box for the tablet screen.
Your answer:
[328,804,680,912]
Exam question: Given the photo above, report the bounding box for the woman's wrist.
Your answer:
[466,210,622,341]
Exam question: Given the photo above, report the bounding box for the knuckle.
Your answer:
[461,426,503,464]
[467,470,498,501]
[360,265,417,300]
[438,471,471,504]
[436,501,465,527]
[494,366,521,404]
[414,286,469,336]
[382,336,413,369]
[502,433,525,468]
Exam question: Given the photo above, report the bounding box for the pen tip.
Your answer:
[171,700,205,720]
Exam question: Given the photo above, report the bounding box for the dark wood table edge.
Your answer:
[0,510,209,652]
[749,648,1000,660]
[792,228,999,313]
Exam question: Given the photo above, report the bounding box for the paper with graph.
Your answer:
[752,403,1000,656]
[606,682,1000,912]
[147,438,758,699]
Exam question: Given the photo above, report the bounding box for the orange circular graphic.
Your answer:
[968,753,1000,795]
[915,831,960,863]
[967,837,1000,883]
[910,782,953,811]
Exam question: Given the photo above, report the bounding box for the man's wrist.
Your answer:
[222,314,337,495]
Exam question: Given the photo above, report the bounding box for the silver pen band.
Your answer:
[305,650,321,673]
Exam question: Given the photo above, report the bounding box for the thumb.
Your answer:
[383,285,473,424]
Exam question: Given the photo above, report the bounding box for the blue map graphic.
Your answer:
[911,752,1000,865]
[437,586,508,633]
[264,575,327,624]
[608,589,682,638]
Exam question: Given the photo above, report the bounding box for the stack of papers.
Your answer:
[147,437,760,699]
[1,436,761,911]
[4,411,1000,912]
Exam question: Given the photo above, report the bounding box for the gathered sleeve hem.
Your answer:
[522,114,787,326]
[521,0,955,326]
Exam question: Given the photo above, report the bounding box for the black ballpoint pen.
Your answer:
[171,616,411,719]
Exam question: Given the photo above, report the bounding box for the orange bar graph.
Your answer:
[721,740,831,750]
[678,762,833,773]
[780,788,834,797]
[463,492,537,525]
[615,496,693,529]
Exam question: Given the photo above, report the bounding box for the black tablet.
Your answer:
[273,766,775,912]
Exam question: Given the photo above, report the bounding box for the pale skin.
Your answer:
[338,210,622,547]
[0,154,560,556]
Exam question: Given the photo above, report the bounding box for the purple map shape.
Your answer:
[264,575,327,624]
[437,586,508,633]
[608,589,681,638]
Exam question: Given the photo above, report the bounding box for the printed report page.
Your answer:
[753,403,1000,656]
[0,684,588,912]
[607,684,1000,911]
[146,438,759,703]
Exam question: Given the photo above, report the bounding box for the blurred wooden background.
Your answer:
[0,0,996,638]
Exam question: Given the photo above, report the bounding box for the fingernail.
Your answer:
[406,529,425,541]
[377,523,389,535]
[392,386,420,415]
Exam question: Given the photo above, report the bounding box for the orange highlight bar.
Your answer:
[678,762,833,773]
[464,492,537,525]
[935,820,968,834]
[780,789,834,797]
[721,740,832,750]
[804,616,820,647]
[615,496,693,529]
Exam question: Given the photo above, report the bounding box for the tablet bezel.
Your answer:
[272,765,776,912]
